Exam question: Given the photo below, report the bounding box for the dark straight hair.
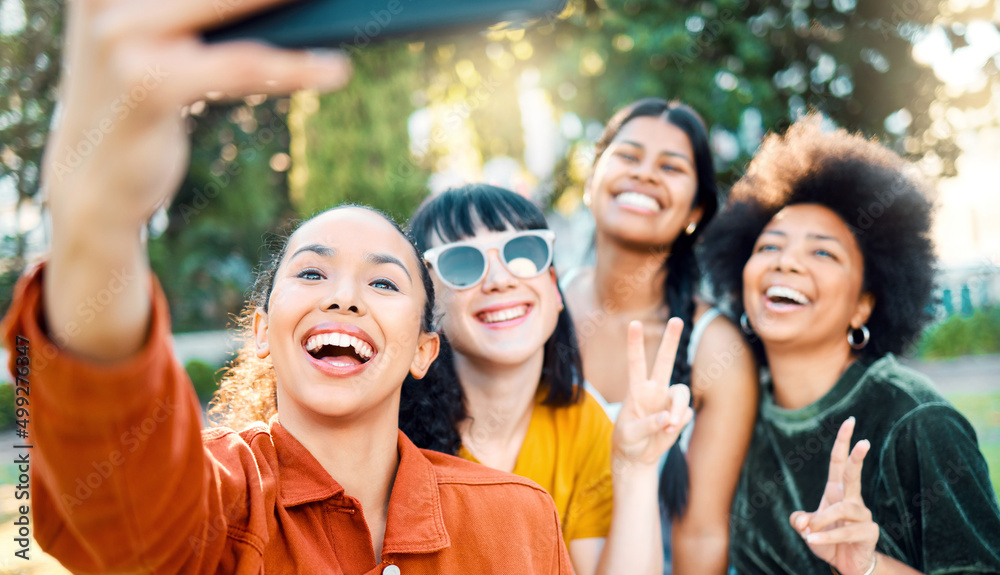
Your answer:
[592,98,720,520]
[400,184,584,454]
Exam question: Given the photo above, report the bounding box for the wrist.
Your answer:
[610,454,661,485]
[830,553,877,575]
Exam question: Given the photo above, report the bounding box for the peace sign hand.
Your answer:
[612,318,694,466]
[790,417,880,575]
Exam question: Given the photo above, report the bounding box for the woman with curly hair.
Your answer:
[701,115,1000,575]
[1,1,577,571]
[403,184,695,575]
[561,98,759,573]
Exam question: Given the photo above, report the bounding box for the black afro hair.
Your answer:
[701,115,936,363]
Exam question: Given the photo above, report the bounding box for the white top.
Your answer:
[581,307,723,465]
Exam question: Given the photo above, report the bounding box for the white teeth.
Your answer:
[481,305,528,324]
[766,285,811,305]
[304,333,374,360]
[615,191,661,211]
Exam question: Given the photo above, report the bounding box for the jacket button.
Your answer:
[382,565,401,575]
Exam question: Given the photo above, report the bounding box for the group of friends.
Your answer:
[3,0,1000,573]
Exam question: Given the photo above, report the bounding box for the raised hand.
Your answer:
[44,0,351,361]
[612,318,694,466]
[790,417,880,575]
[48,0,351,225]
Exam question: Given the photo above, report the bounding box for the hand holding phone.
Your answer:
[204,0,569,50]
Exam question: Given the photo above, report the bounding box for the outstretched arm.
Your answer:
[45,0,351,361]
[7,1,350,570]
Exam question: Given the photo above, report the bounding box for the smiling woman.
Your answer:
[402,184,696,575]
[0,0,575,570]
[561,98,758,574]
[701,115,1000,575]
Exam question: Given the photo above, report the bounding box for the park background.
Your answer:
[1,0,999,572]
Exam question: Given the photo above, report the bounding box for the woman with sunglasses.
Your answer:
[403,184,695,575]
[2,1,577,572]
[701,117,1000,574]
[561,98,758,573]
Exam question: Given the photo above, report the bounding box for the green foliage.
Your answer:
[185,359,221,403]
[539,0,962,186]
[0,383,13,431]
[0,0,63,318]
[919,307,1000,360]
[297,44,429,223]
[148,99,296,332]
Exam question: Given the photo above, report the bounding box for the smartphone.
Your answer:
[203,0,569,50]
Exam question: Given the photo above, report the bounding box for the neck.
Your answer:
[278,398,399,558]
[593,231,668,312]
[453,349,543,448]
[765,340,858,410]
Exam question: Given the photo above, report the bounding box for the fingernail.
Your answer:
[796,516,807,529]
[308,50,352,90]
[846,416,855,424]
[806,534,818,544]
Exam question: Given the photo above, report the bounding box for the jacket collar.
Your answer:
[270,418,451,554]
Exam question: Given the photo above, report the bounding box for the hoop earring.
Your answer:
[740,312,753,335]
[685,221,697,235]
[848,325,870,350]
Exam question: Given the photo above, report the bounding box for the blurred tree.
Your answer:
[291,43,429,223]
[0,0,63,315]
[415,0,997,209]
[558,0,974,178]
[148,97,296,331]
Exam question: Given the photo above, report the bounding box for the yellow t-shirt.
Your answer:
[458,387,614,547]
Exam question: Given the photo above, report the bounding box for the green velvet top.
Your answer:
[728,354,1000,574]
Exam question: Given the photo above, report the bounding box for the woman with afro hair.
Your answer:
[701,115,1000,575]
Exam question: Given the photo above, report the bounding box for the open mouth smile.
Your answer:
[302,325,377,376]
[475,303,532,328]
[613,191,663,213]
[763,285,812,311]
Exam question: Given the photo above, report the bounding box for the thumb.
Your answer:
[789,511,812,533]
[619,411,671,444]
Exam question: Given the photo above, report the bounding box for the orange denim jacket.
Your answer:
[2,265,572,574]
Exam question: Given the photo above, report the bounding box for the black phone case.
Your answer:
[204,0,568,49]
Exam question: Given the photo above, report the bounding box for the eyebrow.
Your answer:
[288,244,413,283]
[289,244,335,260]
[761,230,844,245]
[365,253,412,283]
[618,140,692,163]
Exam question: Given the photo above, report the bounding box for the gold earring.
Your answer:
[685,221,697,235]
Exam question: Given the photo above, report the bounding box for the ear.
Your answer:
[687,203,705,230]
[548,267,564,310]
[409,331,440,379]
[253,307,271,359]
[851,292,875,329]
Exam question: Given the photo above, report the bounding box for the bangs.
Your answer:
[410,184,548,251]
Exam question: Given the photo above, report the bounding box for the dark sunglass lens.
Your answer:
[503,235,550,278]
[437,245,485,287]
